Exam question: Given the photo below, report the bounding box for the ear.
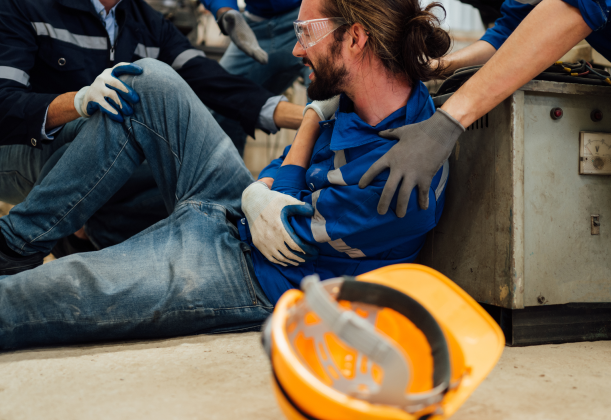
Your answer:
[347,22,369,53]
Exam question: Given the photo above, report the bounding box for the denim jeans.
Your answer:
[0,58,273,350]
[213,6,311,155]
[0,119,85,205]
[0,120,168,249]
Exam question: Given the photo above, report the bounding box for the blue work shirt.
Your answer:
[90,0,121,44]
[201,0,300,20]
[239,82,449,303]
[482,0,611,62]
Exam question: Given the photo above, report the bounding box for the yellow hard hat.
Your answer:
[262,264,504,420]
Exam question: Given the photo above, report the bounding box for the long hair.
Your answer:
[321,0,451,83]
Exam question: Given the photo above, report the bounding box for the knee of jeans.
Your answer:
[125,58,187,98]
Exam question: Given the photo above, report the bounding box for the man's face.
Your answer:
[293,0,350,100]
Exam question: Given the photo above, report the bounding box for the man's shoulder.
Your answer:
[0,0,56,14]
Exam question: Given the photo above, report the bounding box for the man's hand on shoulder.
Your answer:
[359,109,465,216]
[242,181,318,266]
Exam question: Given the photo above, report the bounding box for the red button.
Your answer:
[550,108,563,120]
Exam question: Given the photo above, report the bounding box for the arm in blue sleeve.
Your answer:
[271,164,308,195]
[285,181,439,258]
[199,0,239,19]
[258,145,292,180]
[481,0,533,50]
[561,0,610,31]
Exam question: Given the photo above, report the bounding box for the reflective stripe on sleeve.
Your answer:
[310,190,366,258]
[310,190,330,242]
[327,169,347,185]
[0,66,30,86]
[514,0,541,4]
[134,43,160,59]
[327,150,347,185]
[328,238,365,258]
[333,150,346,168]
[171,49,206,70]
[31,22,107,50]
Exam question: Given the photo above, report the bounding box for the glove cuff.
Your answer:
[74,86,90,118]
[303,95,340,121]
[424,109,465,150]
[217,9,238,36]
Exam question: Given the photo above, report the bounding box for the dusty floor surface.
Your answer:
[0,333,609,420]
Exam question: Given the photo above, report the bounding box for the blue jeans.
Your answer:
[0,120,168,249]
[214,6,311,155]
[0,58,272,350]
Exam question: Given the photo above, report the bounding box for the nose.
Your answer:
[293,41,306,58]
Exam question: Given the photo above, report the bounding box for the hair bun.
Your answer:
[323,0,451,83]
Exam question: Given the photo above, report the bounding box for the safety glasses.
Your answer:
[293,17,348,49]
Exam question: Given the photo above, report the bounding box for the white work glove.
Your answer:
[303,95,340,121]
[218,9,268,65]
[74,62,143,123]
[242,181,318,266]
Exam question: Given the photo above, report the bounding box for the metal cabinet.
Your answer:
[420,80,611,344]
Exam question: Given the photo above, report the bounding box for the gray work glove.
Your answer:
[359,109,465,217]
[218,9,268,65]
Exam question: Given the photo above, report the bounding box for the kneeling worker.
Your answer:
[0,0,303,249]
[0,0,449,350]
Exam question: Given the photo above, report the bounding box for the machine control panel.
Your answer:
[579,132,611,175]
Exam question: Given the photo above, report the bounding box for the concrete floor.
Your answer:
[0,333,608,420]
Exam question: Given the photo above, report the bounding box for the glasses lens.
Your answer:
[293,18,345,49]
[294,21,308,49]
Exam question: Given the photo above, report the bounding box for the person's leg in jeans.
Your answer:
[213,7,311,155]
[1,118,168,251]
[36,146,168,250]
[0,119,86,205]
[0,58,272,350]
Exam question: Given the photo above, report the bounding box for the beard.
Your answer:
[304,54,349,101]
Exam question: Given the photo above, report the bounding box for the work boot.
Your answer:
[51,234,97,259]
[0,249,44,275]
[0,229,45,275]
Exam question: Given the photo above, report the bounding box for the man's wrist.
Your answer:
[46,92,81,130]
[258,177,274,189]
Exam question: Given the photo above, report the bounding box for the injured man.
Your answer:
[0,0,451,350]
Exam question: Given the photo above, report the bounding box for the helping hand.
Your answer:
[359,109,465,217]
[303,95,340,121]
[219,10,268,65]
[242,182,318,266]
[74,63,143,123]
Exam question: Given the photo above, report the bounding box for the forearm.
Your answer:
[442,0,592,128]
[282,109,320,168]
[273,101,304,130]
[45,92,80,130]
[433,41,497,76]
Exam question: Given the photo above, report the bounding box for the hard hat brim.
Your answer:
[356,264,505,418]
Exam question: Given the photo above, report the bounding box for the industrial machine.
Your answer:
[420,76,611,345]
